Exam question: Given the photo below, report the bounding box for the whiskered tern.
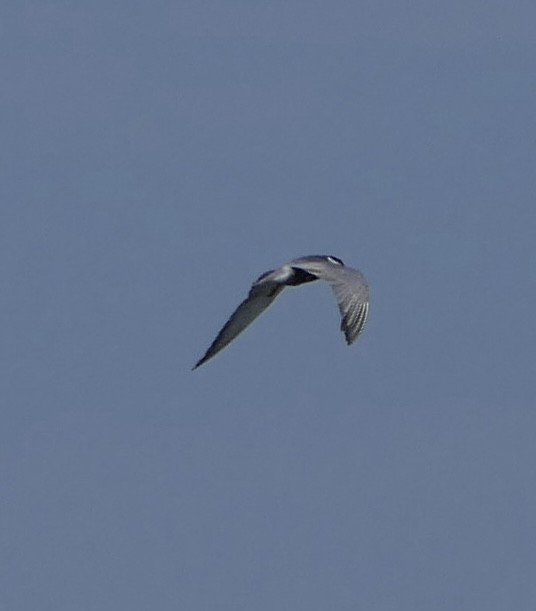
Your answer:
[193,255,369,369]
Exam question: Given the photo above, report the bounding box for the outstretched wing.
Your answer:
[193,281,284,369]
[291,259,369,344]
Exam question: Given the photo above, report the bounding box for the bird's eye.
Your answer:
[327,256,344,265]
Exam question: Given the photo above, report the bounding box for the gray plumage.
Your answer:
[193,255,369,369]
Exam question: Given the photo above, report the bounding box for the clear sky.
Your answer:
[2,2,535,610]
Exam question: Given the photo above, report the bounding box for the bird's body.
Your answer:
[193,255,369,369]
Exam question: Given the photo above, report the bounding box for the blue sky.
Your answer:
[2,2,535,609]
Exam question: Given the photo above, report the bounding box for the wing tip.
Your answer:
[192,353,210,370]
[340,302,369,345]
[342,327,358,345]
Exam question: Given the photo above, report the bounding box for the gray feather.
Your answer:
[289,257,369,345]
[193,281,283,369]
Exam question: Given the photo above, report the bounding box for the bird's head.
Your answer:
[325,255,344,265]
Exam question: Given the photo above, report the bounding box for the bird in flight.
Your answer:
[193,255,369,369]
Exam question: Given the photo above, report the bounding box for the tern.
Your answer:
[193,255,369,369]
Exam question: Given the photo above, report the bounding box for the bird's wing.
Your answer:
[291,260,369,344]
[193,281,284,369]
